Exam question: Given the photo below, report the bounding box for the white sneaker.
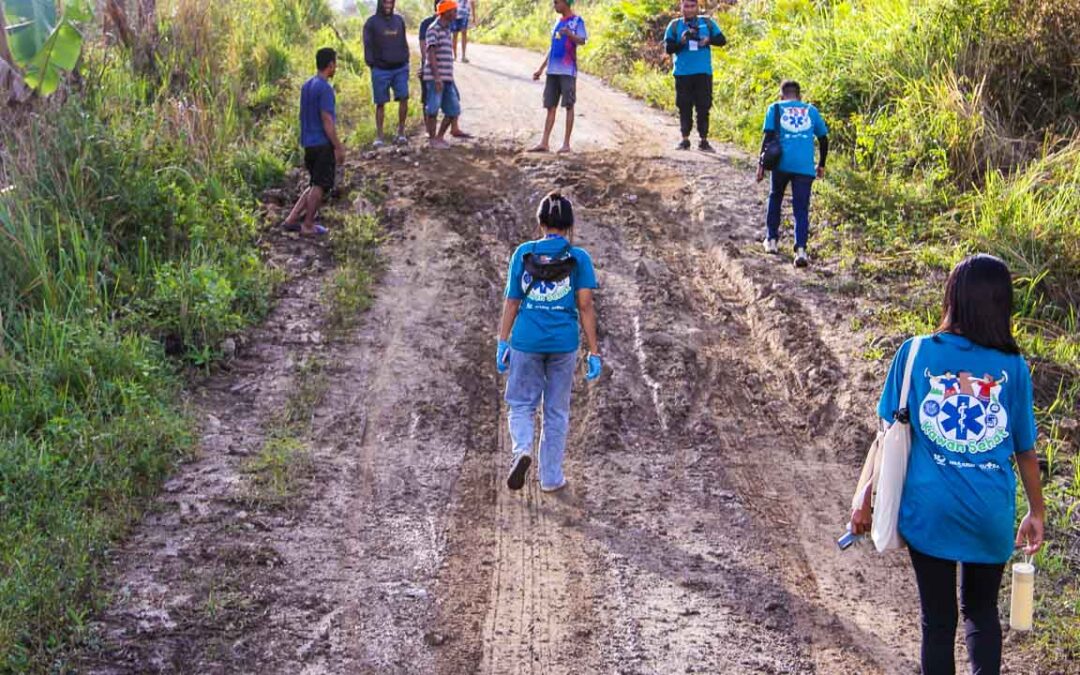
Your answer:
[794,247,809,268]
[373,138,386,148]
[763,238,779,254]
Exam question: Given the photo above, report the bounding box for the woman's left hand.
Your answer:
[1015,512,1045,555]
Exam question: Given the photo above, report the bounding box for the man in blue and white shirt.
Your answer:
[528,0,587,154]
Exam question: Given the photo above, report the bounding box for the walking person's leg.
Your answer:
[537,351,576,490]
[791,174,814,252]
[282,187,310,228]
[909,547,960,675]
[675,76,693,147]
[372,67,390,144]
[460,25,469,62]
[437,82,460,142]
[959,561,1006,675]
[765,170,790,246]
[505,349,544,489]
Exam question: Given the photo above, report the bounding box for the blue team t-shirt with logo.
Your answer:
[505,236,598,354]
[762,100,828,177]
[877,333,1038,564]
[663,16,724,76]
[300,75,336,148]
[547,15,587,77]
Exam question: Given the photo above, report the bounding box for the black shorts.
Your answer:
[304,144,335,192]
[543,74,577,109]
[675,73,713,110]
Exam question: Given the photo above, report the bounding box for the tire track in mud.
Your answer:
[73,138,923,673]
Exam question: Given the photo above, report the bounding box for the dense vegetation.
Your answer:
[0,0,385,669]
[478,0,1080,665]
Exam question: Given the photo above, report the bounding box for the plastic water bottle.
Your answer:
[1009,560,1035,632]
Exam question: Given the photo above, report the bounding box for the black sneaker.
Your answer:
[506,454,532,490]
[676,139,691,151]
[698,139,715,153]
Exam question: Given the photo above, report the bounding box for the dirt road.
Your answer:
[73,42,1002,674]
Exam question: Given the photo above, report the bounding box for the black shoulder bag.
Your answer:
[522,244,576,299]
[760,104,783,171]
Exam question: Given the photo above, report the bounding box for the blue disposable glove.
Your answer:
[586,353,602,381]
[496,339,510,373]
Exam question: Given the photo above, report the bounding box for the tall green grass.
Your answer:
[0,0,381,669]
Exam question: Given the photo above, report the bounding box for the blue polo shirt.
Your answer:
[299,75,336,148]
[663,16,724,76]
[762,100,828,177]
[505,236,598,354]
[878,333,1038,564]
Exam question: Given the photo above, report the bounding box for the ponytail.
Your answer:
[536,191,575,231]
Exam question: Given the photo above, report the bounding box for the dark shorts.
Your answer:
[371,64,410,105]
[419,74,427,107]
[675,73,713,110]
[304,144,335,192]
[451,12,470,32]
[543,74,577,109]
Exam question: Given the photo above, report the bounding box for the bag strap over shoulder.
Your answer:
[895,336,923,424]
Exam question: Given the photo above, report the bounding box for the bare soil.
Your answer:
[72,43,1042,674]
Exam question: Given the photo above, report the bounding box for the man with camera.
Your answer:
[663,0,726,152]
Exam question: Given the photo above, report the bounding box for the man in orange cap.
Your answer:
[423,0,466,148]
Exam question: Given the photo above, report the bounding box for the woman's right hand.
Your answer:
[850,506,872,536]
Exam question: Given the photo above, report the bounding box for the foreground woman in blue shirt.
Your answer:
[496,192,601,492]
[852,254,1045,675]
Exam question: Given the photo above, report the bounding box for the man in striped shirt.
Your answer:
[423,1,463,149]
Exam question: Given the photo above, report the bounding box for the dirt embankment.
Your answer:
[72,40,1054,675]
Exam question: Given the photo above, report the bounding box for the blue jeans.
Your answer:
[765,170,815,250]
[505,349,576,488]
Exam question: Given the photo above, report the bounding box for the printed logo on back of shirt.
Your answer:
[919,369,1010,454]
[780,106,813,134]
[521,273,572,303]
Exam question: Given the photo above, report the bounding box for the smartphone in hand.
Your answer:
[837,529,863,551]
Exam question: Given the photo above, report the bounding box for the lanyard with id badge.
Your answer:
[686,18,706,51]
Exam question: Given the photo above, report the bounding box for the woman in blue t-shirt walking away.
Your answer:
[496,192,602,492]
[851,254,1045,675]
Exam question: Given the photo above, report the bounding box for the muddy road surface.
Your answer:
[74,42,1017,674]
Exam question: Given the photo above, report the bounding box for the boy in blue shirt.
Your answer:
[529,0,587,154]
[756,80,829,267]
[282,48,344,236]
[663,0,726,152]
[496,193,602,492]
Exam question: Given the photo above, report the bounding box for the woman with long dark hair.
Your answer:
[496,192,601,492]
[852,254,1045,675]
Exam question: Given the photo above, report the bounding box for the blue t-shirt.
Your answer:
[547,15,587,77]
[663,16,723,76]
[505,236,598,354]
[762,100,828,177]
[877,333,1038,564]
[300,75,336,148]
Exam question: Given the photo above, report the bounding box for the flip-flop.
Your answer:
[282,221,301,232]
[300,224,328,236]
[451,131,475,139]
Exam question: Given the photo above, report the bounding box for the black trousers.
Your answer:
[674,74,713,139]
[909,547,1006,675]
